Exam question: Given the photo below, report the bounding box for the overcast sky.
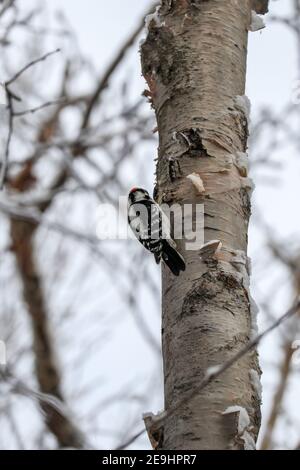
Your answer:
[43,0,300,446]
[44,0,300,241]
[4,0,296,449]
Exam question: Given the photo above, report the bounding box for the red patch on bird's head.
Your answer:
[130,187,138,193]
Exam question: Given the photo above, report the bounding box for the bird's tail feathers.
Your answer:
[162,242,186,276]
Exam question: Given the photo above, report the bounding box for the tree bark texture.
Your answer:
[141,0,268,450]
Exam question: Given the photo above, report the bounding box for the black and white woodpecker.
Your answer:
[128,188,186,276]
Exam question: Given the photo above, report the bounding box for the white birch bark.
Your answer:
[141,0,268,450]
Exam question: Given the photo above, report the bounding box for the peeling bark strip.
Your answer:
[141,0,268,450]
[10,220,84,448]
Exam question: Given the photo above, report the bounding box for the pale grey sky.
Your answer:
[45,0,300,449]
[1,0,298,450]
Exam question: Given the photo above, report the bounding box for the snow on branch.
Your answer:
[249,11,266,32]
[186,172,205,193]
[235,95,251,123]
[145,6,164,31]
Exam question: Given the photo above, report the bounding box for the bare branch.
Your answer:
[149,298,300,432]
[0,89,14,189]
[13,98,65,117]
[5,48,61,86]
[0,200,101,249]
[81,4,155,129]
[116,428,146,450]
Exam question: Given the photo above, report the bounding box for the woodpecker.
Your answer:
[128,187,186,276]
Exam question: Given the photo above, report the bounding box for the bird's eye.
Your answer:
[136,211,140,216]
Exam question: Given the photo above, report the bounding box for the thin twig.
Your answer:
[0,49,61,189]
[0,90,14,189]
[0,201,101,248]
[116,428,146,450]
[152,298,300,429]
[0,0,15,19]
[81,4,156,129]
[5,48,61,86]
[0,368,87,449]
[13,98,65,117]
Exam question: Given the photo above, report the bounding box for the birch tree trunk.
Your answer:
[141,0,268,450]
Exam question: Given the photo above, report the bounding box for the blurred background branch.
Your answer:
[0,0,299,450]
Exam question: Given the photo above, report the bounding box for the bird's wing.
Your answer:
[149,201,178,248]
[128,198,176,247]
[128,198,157,240]
[159,206,177,248]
